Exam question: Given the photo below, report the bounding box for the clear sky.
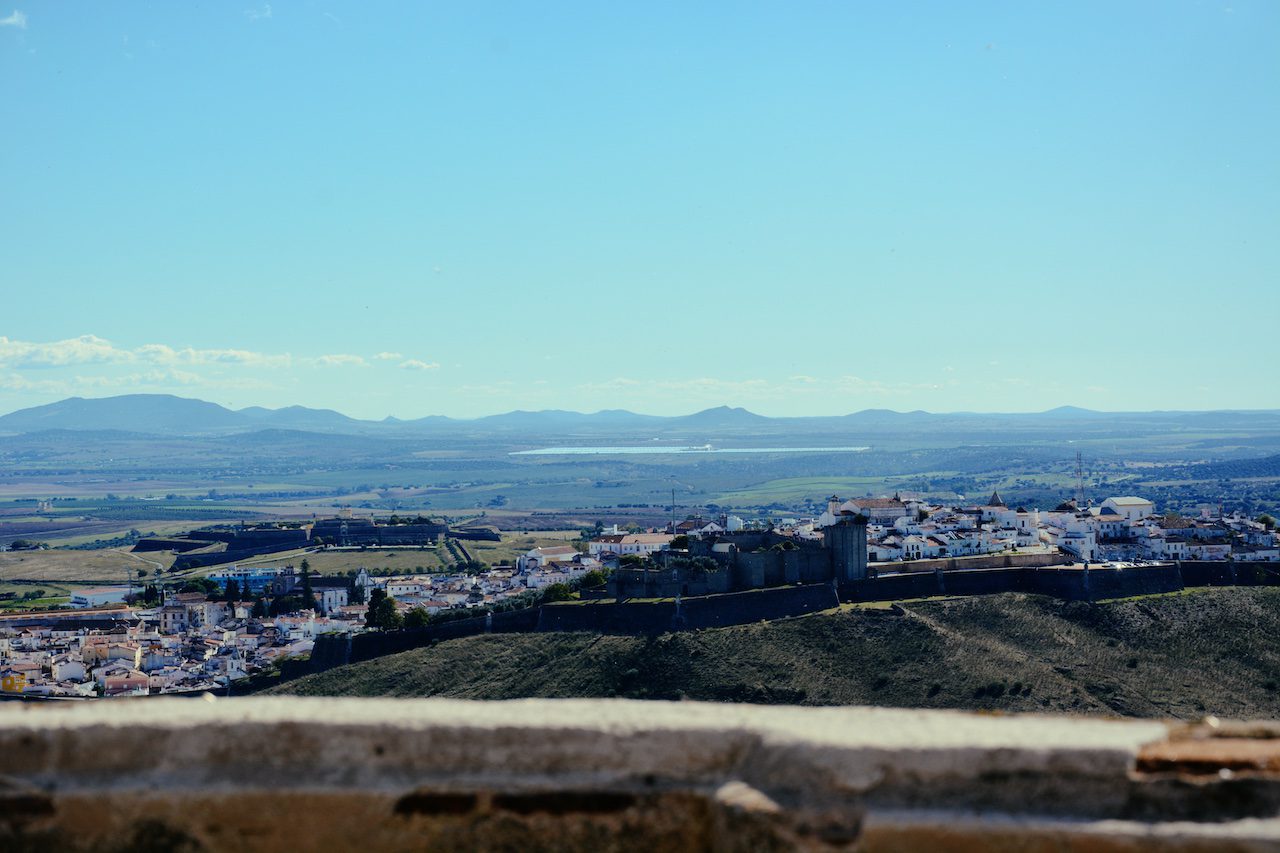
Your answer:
[2,2,1277,419]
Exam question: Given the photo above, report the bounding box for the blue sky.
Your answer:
[2,2,1277,419]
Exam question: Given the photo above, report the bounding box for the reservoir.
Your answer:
[511,445,870,456]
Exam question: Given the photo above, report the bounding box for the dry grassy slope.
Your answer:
[271,588,1280,720]
[0,548,172,582]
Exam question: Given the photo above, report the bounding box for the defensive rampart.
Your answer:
[537,584,839,634]
[171,541,302,571]
[308,562,1276,674]
[845,563,1189,602]
[310,585,839,670]
[873,550,1068,574]
[3,697,1279,851]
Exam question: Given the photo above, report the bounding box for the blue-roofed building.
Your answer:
[207,567,281,595]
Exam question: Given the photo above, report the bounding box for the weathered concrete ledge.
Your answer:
[2,697,1279,850]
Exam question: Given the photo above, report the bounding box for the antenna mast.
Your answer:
[1075,450,1085,506]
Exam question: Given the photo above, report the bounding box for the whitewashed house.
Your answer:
[1100,497,1156,522]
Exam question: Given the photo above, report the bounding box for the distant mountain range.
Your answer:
[0,394,1278,440]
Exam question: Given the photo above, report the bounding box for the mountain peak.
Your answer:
[1041,405,1101,417]
[676,405,768,424]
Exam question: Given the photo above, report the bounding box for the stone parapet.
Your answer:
[2,698,1279,850]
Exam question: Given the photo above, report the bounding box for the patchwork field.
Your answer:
[714,476,920,505]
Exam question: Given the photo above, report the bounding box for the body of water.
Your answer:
[510,445,870,456]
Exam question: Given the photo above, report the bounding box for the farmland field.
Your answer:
[0,548,172,583]
[233,547,452,577]
[715,476,930,505]
[463,531,583,567]
[227,533,579,577]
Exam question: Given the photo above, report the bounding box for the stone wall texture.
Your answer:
[3,697,1280,851]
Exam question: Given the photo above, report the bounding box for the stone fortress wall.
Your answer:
[307,561,1280,675]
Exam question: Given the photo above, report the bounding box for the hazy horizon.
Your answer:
[2,391,1278,424]
[3,3,1277,418]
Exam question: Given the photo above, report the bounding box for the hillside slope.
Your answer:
[268,589,1280,719]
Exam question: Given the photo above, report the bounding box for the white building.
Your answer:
[1100,497,1155,522]
[50,655,86,683]
[310,579,350,615]
[587,534,673,558]
[517,545,581,571]
[613,533,673,555]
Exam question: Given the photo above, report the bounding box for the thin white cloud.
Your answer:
[244,4,271,20]
[322,11,341,24]
[312,354,369,368]
[0,9,27,28]
[0,335,123,368]
[136,343,292,369]
[0,336,307,370]
[0,372,64,392]
[0,336,438,375]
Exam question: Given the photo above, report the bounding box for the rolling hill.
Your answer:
[4,393,1280,442]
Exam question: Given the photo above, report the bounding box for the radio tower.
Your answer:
[1075,451,1085,506]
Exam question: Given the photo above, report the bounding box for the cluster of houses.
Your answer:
[627,493,1279,567]
[365,565,549,614]
[0,547,630,698]
[0,599,341,699]
[804,492,1279,564]
[815,493,1050,562]
[1037,499,1279,562]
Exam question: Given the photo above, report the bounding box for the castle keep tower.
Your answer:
[824,513,869,582]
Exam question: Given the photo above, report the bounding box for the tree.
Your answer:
[670,535,689,550]
[580,569,608,589]
[365,589,402,630]
[540,583,573,603]
[251,597,268,618]
[224,579,241,602]
[269,595,307,616]
[179,578,220,597]
[1259,514,1277,530]
[404,607,430,629]
[300,562,315,607]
